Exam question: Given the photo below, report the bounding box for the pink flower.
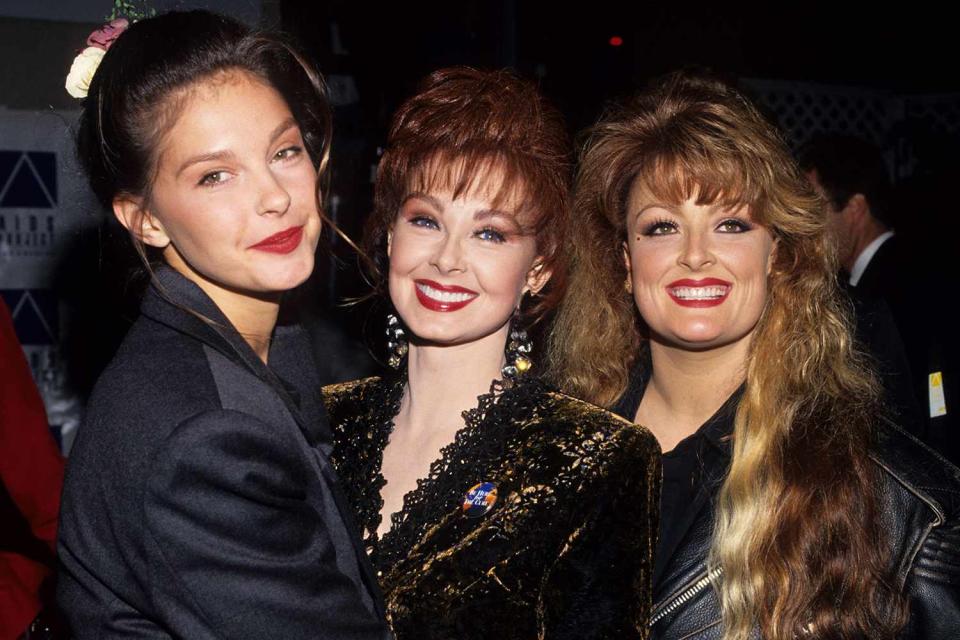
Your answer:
[86,18,129,51]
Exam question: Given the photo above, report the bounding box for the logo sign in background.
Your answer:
[1,110,104,454]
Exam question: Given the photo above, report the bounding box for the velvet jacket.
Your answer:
[323,375,662,640]
[613,364,960,639]
[58,267,390,639]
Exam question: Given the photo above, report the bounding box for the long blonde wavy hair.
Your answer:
[548,73,907,640]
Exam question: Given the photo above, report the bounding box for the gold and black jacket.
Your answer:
[323,375,662,640]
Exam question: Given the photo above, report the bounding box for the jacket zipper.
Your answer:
[649,566,723,627]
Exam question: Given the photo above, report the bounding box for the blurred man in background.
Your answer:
[801,134,955,459]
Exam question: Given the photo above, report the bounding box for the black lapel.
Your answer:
[852,235,896,297]
[269,325,334,449]
[312,450,389,618]
[140,267,322,445]
[143,268,385,613]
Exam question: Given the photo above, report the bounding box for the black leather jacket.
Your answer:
[614,371,960,639]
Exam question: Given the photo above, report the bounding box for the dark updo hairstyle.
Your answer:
[364,67,573,323]
[76,10,332,265]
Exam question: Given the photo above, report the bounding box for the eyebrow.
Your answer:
[402,194,521,229]
[630,201,752,225]
[268,117,299,146]
[403,192,444,210]
[473,208,522,231]
[175,149,235,178]
[175,117,299,178]
[631,202,676,223]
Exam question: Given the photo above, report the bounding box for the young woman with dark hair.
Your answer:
[549,72,960,639]
[322,67,661,639]
[57,11,390,638]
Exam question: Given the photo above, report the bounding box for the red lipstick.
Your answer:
[666,277,732,308]
[249,225,304,254]
[414,279,478,312]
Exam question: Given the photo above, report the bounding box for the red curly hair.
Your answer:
[363,66,572,322]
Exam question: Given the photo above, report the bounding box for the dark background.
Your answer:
[273,0,959,331]
[282,1,960,128]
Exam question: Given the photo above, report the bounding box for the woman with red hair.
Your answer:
[323,67,661,639]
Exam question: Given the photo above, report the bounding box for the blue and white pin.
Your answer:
[462,481,498,518]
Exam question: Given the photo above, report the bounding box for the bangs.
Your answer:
[403,149,546,236]
[629,138,770,222]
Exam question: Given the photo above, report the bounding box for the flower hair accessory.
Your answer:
[87,17,129,50]
[65,18,129,99]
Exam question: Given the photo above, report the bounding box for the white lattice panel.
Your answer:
[743,79,960,179]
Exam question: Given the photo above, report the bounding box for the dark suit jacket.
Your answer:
[852,235,958,459]
[854,235,917,370]
[854,234,900,299]
[841,282,924,431]
[57,267,390,639]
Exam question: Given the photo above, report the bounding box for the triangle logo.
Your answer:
[0,151,19,193]
[0,154,55,209]
[4,289,57,345]
[27,152,57,204]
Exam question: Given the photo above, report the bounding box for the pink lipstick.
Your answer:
[666,277,732,308]
[249,225,304,254]
[414,279,479,312]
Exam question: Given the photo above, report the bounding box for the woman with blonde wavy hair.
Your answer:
[549,72,960,639]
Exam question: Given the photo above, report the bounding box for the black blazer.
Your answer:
[57,267,391,639]
[852,235,958,459]
[841,282,924,431]
[853,234,901,302]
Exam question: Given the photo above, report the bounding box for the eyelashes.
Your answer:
[409,215,439,230]
[273,145,304,161]
[196,145,305,188]
[475,226,507,243]
[640,218,677,236]
[639,217,754,237]
[198,170,232,187]
[716,218,754,233]
[407,215,509,243]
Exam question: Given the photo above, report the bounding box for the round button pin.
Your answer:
[462,481,498,518]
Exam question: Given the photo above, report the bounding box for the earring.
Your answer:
[386,313,408,369]
[501,313,533,383]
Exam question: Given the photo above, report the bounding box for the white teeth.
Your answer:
[417,283,476,303]
[669,286,729,300]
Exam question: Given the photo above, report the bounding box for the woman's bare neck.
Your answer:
[635,338,747,452]
[375,325,509,537]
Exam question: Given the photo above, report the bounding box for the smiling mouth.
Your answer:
[668,285,730,300]
[666,278,732,307]
[414,279,478,311]
[249,225,304,254]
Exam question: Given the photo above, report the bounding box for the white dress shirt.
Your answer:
[849,230,895,287]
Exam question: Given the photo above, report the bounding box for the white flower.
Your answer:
[65,46,106,99]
